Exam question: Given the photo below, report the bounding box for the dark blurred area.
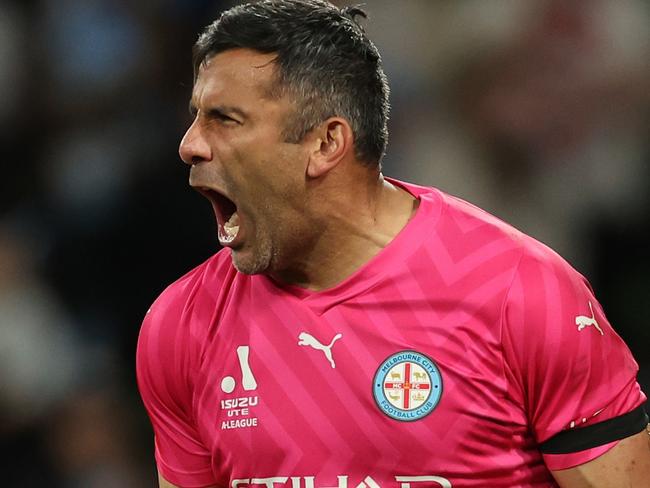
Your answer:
[0,0,648,486]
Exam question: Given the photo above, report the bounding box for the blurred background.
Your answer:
[0,0,648,485]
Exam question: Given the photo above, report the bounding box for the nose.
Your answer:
[179,118,212,165]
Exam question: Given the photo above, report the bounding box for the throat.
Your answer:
[271,176,418,291]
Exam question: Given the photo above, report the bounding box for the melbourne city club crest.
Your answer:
[373,350,443,421]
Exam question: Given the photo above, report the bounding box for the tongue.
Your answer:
[221,212,240,242]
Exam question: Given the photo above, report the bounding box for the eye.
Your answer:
[208,109,240,125]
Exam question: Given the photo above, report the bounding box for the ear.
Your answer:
[306,118,354,178]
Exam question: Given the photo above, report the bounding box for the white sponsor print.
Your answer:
[232,475,452,488]
[220,345,260,430]
[298,331,343,368]
[221,345,258,393]
[575,301,604,335]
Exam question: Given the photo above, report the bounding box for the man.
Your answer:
[136,1,650,487]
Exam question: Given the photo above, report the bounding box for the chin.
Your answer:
[230,247,272,276]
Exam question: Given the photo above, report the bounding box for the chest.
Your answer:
[191,287,551,487]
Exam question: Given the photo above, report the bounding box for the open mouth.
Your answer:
[198,188,240,245]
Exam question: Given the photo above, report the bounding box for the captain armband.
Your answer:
[539,405,649,454]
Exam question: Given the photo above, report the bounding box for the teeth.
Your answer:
[222,212,240,241]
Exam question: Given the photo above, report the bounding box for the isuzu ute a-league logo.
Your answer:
[219,345,260,430]
[373,351,443,421]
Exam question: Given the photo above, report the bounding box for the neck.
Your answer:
[270,172,417,291]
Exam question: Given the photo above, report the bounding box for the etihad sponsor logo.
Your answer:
[232,475,452,488]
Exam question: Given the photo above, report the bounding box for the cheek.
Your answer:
[250,150,302,196]
[227,138,306,212]
[212,133,239,162]
[268,145,306,188]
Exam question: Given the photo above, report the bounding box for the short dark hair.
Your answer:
[193,0,390,167]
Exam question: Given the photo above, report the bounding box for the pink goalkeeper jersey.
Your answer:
[137,180,645,488]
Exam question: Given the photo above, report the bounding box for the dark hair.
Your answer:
[193,0,390,167]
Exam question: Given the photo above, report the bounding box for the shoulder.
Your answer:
[152,249,234,312]
[394,177,526,249]
[440,190,531,248]
[136,250,237,419]
[136,249,235,378]
[435,188,581,275]
[398,180,563,304]
[413,185,609,348]
[414,186,531,277]
[144,249,236,332]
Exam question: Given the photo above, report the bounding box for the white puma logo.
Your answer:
[298,332,343,368]
[575,301,604,335]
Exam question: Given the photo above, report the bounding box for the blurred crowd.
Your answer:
[0,0,648,486]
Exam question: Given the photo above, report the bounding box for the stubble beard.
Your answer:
[230,230,273,276]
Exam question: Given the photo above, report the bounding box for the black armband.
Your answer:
[539,404,649,454]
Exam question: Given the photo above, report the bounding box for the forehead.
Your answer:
[192,48,279,105]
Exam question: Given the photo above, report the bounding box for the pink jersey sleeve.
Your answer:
[136,269,217,487]
[501,241,646,471]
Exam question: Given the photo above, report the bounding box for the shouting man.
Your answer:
[137,1,649,487]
